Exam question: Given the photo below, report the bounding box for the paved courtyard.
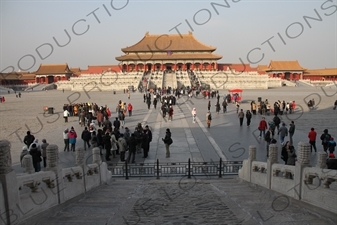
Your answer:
[1,85,336,170]
[1,85,336,224]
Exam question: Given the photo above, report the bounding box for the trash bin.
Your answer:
[48,107,54,114]
[258,97,262,102]
[113,91,116,95]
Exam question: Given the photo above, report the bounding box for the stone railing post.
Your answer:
[92,147,101,165]
[294,142,311,200]
[92,147,102,185]
[0,140,20,224]
[22,155,35,174]
[316,152,327,169]
[46,144,64,204]
[267,144,278,189]
[248,145,256,182]
[76,147,85,167]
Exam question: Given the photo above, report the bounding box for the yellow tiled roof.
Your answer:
[116,53,222,61]
[268,60,305,71]
[121,32,218,52]
[304,68,337,76]
[35,64,72,75]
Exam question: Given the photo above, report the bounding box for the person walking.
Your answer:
[68,127,77,152]
[141,130,150,158]
[215,101,220,114]
[273,115,281,133]
[308,128,317,152]
[206,111,212,128]
[127,133,137,163]
[127,103,133,116]
[162,128,172,158]
[153,98,158,109]
[23,131,35,148]
[281,141,291,164]
[63,128,70,152]
[40,139,49,168]
[287,146,296,166]
[118,134,127,161]
[120,112,125,128]
[278,123,288,145]
[81,127,91,151]
[328,137,336,155]
[29,143,42,172]
[103,131,112,161]
[246,110,252,126]
[63,109,70,123]
[222,100,227,113]
[238,109,244,126]
[207,101,211,111]
[168,106,174,121]
[320,129,331,152]
[258,117,268,139]
[289,121,296,145]
[111,131,118,158]
[191,108,197,123]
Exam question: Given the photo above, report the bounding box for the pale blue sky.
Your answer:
[1,0,336,72]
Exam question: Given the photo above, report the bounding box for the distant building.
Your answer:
[35,64,73,83]
[257,60,337,81]
[115,31,222,72]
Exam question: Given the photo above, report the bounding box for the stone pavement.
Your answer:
[19,177,337,225]
[3,86,335,224]
[7,86,336,174]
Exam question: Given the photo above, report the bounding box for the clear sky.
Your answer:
[1,0,336,72]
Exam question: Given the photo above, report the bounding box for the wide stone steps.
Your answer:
[19,178,336,225]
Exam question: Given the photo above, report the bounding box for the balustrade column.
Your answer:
[293,142,311,200]
[76,147,85,167]
[0,140,20,224]
[267,144,278,189]
[316,152,327,169]
[46,144,65,203]
[248,145,256,182]
[92,147,101,164]
[22,155,35,174]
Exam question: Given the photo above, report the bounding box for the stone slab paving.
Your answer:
[18,177,337,225]
[2,86,336,173]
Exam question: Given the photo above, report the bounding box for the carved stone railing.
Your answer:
[252,161,267,173]
[272,164,295,179]
[17,171,56,193]
[239,142,337,214]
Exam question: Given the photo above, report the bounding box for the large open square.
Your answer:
[1,85,336,172]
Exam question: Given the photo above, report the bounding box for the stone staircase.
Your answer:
[19,177,337,225]
[163,72,177,89]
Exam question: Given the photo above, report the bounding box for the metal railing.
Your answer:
[107,158,242,179]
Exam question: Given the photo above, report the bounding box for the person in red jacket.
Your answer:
[308,127,317,152]
[127,103,133,116]
[258,117,268,139]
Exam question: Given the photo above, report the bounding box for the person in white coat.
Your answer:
[191,108,197,123]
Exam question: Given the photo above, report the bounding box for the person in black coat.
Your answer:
[128,133,137,163]
[162,128,172,158]
[102,132,112,161]
[142,130,149,158]
[29,143,41,172]
[81,127,91,150]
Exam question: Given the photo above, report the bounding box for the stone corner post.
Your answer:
[248,145,256,182]
[267,144,278,189]
[22,155,35,174]
[92,147,102,184]
[316,152,327,169]
[46,144,64,204]
[294,142,311,200]
[0,140,21,225]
